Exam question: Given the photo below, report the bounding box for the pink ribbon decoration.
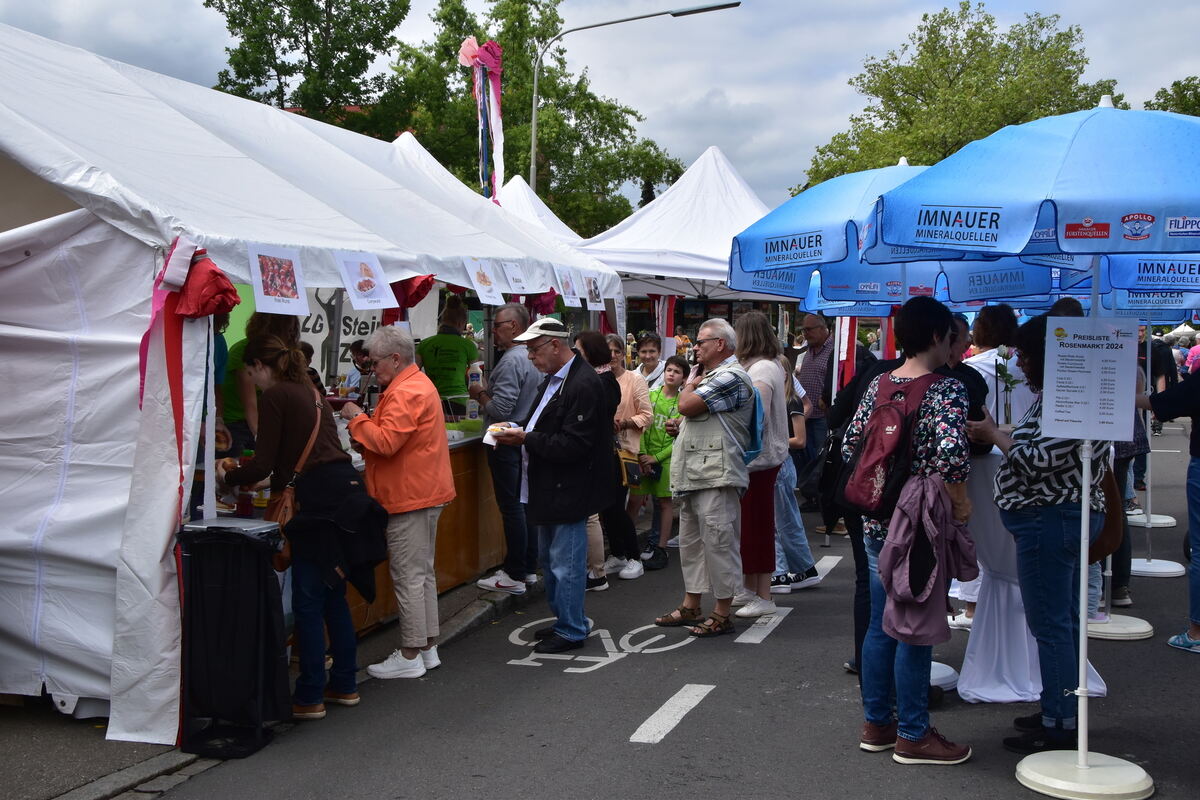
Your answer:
[459,36,505,202]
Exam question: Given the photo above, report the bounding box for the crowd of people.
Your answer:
[209,297,1199,758]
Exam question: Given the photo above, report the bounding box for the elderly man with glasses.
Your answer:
[338,325,456,679]
[492,318,613,653]
[652,318,755,638]
[472,303,543,595]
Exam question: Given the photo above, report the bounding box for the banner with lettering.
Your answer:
[1105,255,1200,291]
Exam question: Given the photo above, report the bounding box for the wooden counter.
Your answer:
[346,438,503,634]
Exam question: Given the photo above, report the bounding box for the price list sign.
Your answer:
[1042,316,1136,441]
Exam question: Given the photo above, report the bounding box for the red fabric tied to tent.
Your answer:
[525,288,558,316]
[175,249,240,318]
[382,274,436,325]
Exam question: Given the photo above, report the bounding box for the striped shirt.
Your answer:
[797,339,832,419]
[994,396,1109,512]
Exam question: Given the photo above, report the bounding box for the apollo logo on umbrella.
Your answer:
[1121,213,1155,241]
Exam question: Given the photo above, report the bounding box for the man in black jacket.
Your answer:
[492,318,610,654]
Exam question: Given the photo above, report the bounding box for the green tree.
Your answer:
[360,0,683,237]
[801,2,1124,191]
[204,0,411,122]
[1144,77,1200,115]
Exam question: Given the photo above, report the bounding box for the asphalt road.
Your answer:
[161,425,1199,800]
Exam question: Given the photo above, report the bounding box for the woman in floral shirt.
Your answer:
[841,296,973,766]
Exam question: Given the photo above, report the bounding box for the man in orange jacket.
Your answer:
[340,325,455,679]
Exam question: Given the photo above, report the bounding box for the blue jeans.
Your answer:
[1187,458,1200,626]
[487,444,538,581]
[538,520,589,641]
[291,557,357,706]
[773,456,815,575]
[1000,502,1101,730]
[861,537,932,741]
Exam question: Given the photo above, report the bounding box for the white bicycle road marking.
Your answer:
[506,553,848,667]
[629,684,715,744]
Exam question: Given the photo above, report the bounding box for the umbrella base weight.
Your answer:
[1129,558,1185,578]
[930,661,958,691]
[1087,614,1154,641]
[1016,750,1153,800]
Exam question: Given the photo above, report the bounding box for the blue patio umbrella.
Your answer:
[873,96,1184,799]
[879,99,1200,258]
[732,161,959,276]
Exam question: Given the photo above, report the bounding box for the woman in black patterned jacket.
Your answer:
[968,313,1109,756]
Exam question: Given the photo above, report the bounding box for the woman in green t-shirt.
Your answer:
[415,294,478,409]
[627,355,688,565]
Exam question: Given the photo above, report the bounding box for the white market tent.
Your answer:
[0,23,614,745]
[580,145,773,299]
[497,175,584,244]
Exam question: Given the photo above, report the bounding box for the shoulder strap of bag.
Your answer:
[712,366,755,459]
[287,388,323,488]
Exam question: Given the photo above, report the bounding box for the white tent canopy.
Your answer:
[497,175,583,244]
[386,133,620,297]
[0,22,630,747]
[580,145,772,299]
[0,23,582,291]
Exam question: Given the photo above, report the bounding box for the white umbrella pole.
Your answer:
[1076,441,1093,768]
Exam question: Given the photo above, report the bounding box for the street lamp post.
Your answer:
[527,2,740,192]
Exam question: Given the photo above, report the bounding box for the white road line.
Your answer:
[734,605,792,644]
[1150,449,1181,454]
[815,555,842,579]
[629,684,715,744]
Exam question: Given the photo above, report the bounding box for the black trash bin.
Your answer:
[178,517,291,758]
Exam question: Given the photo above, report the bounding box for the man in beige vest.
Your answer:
[651,318,753,637]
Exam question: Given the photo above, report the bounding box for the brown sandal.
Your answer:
[688,611,735,638]
[655,605,703,627]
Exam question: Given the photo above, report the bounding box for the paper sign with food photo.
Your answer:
[499,260,529,294]
[583,271,604,311]
[247,243,310,315]
[463,256,506,306]
[334,250,397,310]
[553,265,579,303]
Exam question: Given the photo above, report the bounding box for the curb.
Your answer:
[51,581,541,800]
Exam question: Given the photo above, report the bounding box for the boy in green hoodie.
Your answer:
[628,355,688,568]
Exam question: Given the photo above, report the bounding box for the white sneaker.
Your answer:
[523,573,539,586]
[476,569,526,595]
[665,536,680,548]
[603,555,628,575]
[735,597,778,618]
[618,559,644,580]
[731,589,757,607]
[948,611,973,630]
[367,649,426,679]
[420,646,440,670]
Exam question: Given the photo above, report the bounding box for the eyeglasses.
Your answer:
[527,338,557,353]
[492,318,515,329]
[367,353,397,370]
[694,337,720,346]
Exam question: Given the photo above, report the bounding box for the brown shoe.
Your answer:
[323,690,360,707]
[892,727,971,765]
[292,702,326,720]
[860,720,898,751]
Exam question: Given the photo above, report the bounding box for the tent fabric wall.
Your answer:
[0,211,152,714]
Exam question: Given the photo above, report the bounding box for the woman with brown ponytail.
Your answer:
[218,335,372,721]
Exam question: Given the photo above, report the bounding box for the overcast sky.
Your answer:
[3,0,1198,210]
